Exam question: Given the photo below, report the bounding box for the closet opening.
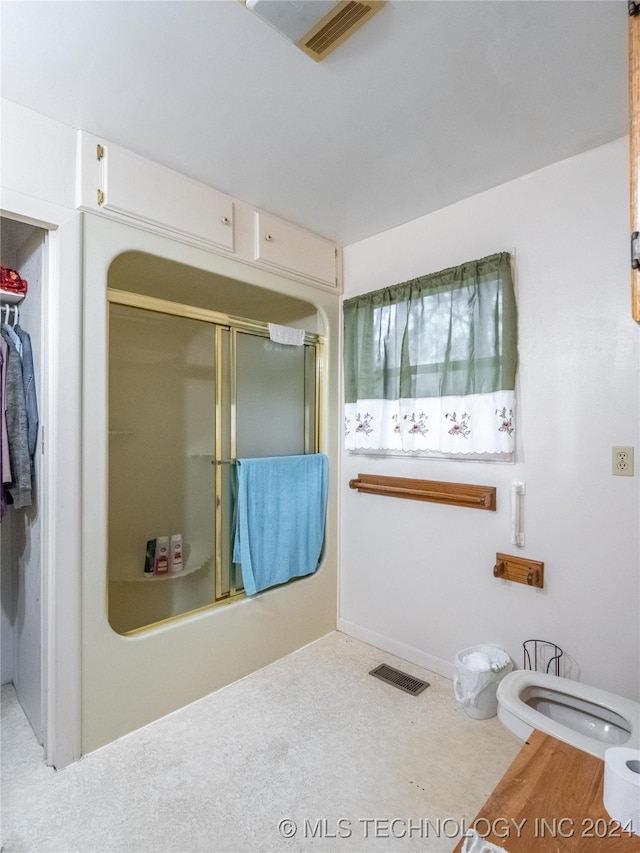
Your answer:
[106,252,323,635]
[1,215,46,745]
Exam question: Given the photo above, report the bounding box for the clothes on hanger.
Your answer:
[0,336,10,520]
[0,272,38,516]
[1,327,32,509]
[14,325,38,458]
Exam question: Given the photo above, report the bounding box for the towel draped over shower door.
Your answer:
[232,453,329,596]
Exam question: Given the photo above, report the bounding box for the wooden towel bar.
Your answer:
[348,474,496,511]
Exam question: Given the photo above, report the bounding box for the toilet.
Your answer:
[496,670,640,760]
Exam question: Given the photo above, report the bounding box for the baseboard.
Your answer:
[337,618,455,680]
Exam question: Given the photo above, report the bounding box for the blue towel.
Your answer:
[233,454,328,596]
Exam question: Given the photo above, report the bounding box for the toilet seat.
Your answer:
[496,670,640,760]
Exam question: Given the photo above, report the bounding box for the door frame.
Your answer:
[1,194,84,769]
[630,5,640,321]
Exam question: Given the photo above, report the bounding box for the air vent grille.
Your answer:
[369,664,429,696]
[299,1,385,61]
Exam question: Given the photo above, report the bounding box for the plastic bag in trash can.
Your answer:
[453,644,513,719]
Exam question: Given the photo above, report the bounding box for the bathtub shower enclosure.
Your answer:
[83,216,338,753]
[108,282,319,633]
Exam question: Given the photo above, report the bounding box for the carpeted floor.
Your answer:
[1,631,521,852]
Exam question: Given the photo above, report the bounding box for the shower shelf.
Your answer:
[112,554,212,583]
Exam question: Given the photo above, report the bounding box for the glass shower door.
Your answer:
[107,301,321,631]
[230,331,318,595]
[108,303,218,633]
[235,331,317,457]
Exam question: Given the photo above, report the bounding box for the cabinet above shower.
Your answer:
[77,131,342,292]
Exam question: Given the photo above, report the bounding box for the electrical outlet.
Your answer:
[612,446,634,477]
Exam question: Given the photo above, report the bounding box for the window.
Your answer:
[343,252,517,457]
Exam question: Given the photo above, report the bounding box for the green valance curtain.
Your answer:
[343,252,517,455]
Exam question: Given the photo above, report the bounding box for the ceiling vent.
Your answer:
[244,0,386,61]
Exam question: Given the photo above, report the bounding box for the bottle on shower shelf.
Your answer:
[153,536,170,575]
[170,534,183,573]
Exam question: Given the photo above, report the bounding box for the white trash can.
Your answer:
[453,644,513,719]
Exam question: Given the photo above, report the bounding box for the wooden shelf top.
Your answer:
[453,729,639,852]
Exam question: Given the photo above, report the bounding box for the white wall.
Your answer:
[340,138,640,702]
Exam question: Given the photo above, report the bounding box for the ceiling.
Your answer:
[0,1,628,246]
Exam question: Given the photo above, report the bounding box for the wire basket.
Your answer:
[523,639,563,676]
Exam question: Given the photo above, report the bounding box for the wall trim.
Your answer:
[337,619,455,680]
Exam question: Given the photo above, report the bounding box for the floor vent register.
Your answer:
[369,663,429,696]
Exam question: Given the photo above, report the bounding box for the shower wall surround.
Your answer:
[82,217,339,755]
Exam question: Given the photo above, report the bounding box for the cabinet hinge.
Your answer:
[97,144,105,161]
[632,232,640,270]
[97,189,105,206]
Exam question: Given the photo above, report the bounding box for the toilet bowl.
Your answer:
[496,670,640,760]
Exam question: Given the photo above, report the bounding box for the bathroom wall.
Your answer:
[339,137,640,702]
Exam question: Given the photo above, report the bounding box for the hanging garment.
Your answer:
[0,339,8,520]
[2,321,21,357]
[1,329,31,508]
[232,453,328,596]
[0,336,11,486]
[14,325,38,457]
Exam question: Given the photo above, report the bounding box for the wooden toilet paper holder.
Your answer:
[494,553,544,588]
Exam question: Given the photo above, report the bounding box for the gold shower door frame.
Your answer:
[107,288,321,627]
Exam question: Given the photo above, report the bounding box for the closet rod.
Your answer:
[348,474,496,511]
[1,304,19,325]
